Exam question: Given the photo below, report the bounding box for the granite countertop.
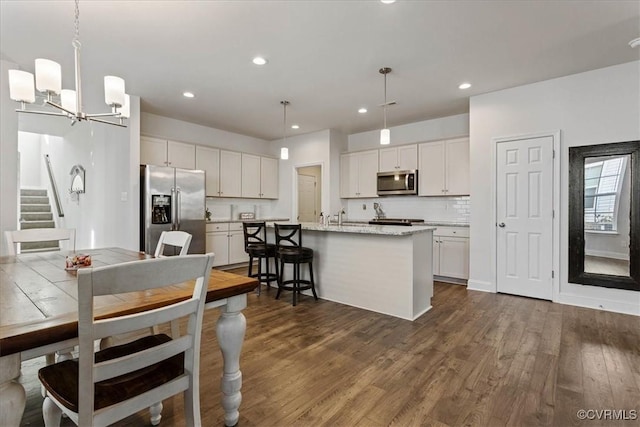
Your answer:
[297,222,436,236]
[340,220,469,228]
[208,217,290,224]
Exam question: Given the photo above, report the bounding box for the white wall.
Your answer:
[271,129,332,220]
[141,112,272,156]
[469,61,640,315]
[17,132,44,188]
[0,59,19,255]
[348,113,469,151]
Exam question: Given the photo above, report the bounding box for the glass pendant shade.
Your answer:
[104,76,125,107]
[35,59,62,94]
[61,89,77,112]
[380,128,391,145]
[116,94,131,118]
[280,147,289,160]
[8,70,35,103]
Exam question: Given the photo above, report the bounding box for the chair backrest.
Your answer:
[154,230,192,257]
[274,223,302,248]
[243,221,268,250]
[76,253,215,426]
[4,228,76,256]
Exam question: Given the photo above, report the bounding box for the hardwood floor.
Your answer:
[19,273,640,426]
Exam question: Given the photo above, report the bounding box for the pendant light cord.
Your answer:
[383,72,387,129]
[281,100,289,142]
[73,0,81,48]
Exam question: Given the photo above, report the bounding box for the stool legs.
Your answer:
[276,260,317,306]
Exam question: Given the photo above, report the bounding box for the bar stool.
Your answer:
[243,221,278,295]
[274,223,318,306]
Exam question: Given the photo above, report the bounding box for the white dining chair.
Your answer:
[5,228,76,256]
[38,253,215,427]
[154,230,192,257]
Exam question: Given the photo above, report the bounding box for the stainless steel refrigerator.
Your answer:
[140,165,206,255]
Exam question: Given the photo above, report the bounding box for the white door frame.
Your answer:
[491,131,561,301]
[291,162,324,223]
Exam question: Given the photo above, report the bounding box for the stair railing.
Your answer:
[44,154,64,218]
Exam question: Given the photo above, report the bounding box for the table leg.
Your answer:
[216,294,247,427]
[0,353,26,427]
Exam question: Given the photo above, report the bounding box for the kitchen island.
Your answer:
[274,222,435,321]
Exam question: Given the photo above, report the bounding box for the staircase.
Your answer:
[19,189,60,252]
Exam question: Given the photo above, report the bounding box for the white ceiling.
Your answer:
[1,1,639,141]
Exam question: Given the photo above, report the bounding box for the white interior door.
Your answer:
[496,136,554,300]
[297,174,316,222]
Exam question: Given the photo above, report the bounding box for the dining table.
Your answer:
[0,247,258,427]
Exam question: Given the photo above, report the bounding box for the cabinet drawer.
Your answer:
[433,227,469,238]
[229,223,244,231]
[206,223,229,232]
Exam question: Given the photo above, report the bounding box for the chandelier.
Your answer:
[280,100,290,160]
[379,67,395,145]
[7,0,129,127]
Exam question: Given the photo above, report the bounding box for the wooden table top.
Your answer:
[0,247,257,357]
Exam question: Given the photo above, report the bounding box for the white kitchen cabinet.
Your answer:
[260,156,279,199]
[219,150,242,198]
[432,226,469,281]
[196,146,220,197]
[379,144,418,172]
[206,222,248,267]
[340,150,379,198]
[140,136,195,169]
[418,137,469,196]
[241,154,278,199]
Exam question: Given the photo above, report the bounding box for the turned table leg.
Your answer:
[0,353,26,427]
[216,294,247,427]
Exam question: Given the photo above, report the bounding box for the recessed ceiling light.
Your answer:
[252,56,268,65]
[291,124,300,129]
[183,91,195,98]
[458,83,472,90]
[358,108,368,114]
[380,0,396,4]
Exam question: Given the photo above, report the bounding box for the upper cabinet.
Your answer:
[241,154,278,199]
[340,150,379,198]
[418,137,469,196]
[141,136,195,170]
[379,144,418,172]
[195,146,220,197]
[219,150,242,198]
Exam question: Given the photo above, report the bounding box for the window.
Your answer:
[584,156,626,231]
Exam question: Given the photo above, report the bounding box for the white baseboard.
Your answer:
[466,279,495,293]
[585,249,629,261]
[555,292,640,316]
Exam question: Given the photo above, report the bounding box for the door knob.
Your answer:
[498,222,506,228]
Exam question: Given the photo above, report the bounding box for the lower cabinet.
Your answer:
[206,223,249,267]
[433,227,469,281]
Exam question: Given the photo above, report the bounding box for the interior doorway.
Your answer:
[296,166,321,222]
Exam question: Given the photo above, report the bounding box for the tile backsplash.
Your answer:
[206,198,273,220]
[344,196,470,223]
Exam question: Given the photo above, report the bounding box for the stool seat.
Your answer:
[274,223,318,306]
[247,242,277,257]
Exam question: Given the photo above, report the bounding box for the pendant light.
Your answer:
[379,67,392,145]
[7,0,128,127]
[280,100,290,160]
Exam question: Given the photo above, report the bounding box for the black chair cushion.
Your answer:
[246,242,277,257]
[38,334,184,412]
[277,246,314,263]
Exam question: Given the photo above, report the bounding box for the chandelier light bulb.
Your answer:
[104,76,125,107]
[8,70,35,103]
[380,128,391,145]
[61,89,77,113]
[35,59,62,94]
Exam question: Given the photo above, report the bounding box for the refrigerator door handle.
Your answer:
[171,187,176,231]
[176,187,181,230]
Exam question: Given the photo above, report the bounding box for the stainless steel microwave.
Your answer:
[377,170,418,196]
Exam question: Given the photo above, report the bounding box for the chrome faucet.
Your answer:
[338,208,345,226]
[373,202,386,219]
